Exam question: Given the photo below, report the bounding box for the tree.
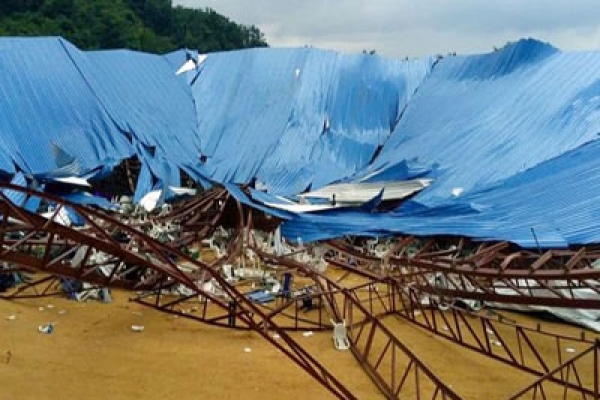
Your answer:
[0,0,268,53]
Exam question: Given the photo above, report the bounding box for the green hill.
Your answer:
[0,0,267,53]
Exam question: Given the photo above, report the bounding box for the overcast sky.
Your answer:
[173,0,600,58]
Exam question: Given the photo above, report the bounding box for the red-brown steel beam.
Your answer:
[252,245,462,400]
[327,240,600,397]
[0,184,356,400]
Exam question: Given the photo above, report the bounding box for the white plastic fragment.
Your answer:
[565,347,576,353]
[452,187,464,197]
[197,54,208,66]
[58,310,67,315]
[38,307,44,312]
[303,331,314,337]
[176,59,196,75]
[442,326,449,331]
[38,323,54,334]
[46,304,54,309]
[7,315,16,321]
[272,334,280,340]
[244,347,252,353]
[131,325,145,333]
[493,341,502,347]
[486,328,494,336]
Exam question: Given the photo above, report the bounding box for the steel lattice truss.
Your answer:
[0,184,599,400]
[0,185,354,399]
[327,239,600,309]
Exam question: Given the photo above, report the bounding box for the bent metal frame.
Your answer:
[0,184,598,400]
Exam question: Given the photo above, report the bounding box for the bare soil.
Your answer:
[0,290,597,400]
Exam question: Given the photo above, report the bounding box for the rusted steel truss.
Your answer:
[0,274,102,300]
[117,187,230,248]
[507,340,600,400]
[327,239,600,308]
[399,288,598,397]
[253,245,461,400]
[2,183,600,399]
[325,239,600,398]
[0,185,355,400]
[155,187,230,248]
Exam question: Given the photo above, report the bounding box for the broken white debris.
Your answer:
[303,331,314,337]
[38,323,54,334]
[452,187,464,197]
[54,176,91,188]
[176,59,196,75]
[7,315,16,321]
[565,347,576,353]
[175,55,207,76]
[131,325,145,333]
[244,347,252,353]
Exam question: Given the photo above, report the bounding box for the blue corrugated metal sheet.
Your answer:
[0,37,133,175]
[279,39,600,248]
[5,36,600,249]
[79,49,201,167]
[371,39,600,206]
[191,48,435,194]
[0,37,202,191]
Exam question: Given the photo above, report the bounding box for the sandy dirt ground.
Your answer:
[0,291,378,400]
[0,289,597,400]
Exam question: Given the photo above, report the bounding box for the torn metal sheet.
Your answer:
[299,179,432,205]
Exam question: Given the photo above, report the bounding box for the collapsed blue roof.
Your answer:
[281,39,600,247]
[368,39,600,206]
[3,36,600,248]
[0,36,433,193]
[190,48,435,194]
[0,37,132,175]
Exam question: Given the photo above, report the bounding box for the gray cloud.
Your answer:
[174,0,600,57]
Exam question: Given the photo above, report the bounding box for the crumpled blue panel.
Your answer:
[181,164,212,189]
[273,39,600,249]
[191,48,434,194]
[2,172,28,206]
[76,48,201,168]
[349,160,432,184]
[163,49,200,85]
[65,206,85,227]
[371,39,600,207]
[280,205,568,248]
[134,163,154,203]
[249,188,289,205]
[63,192,115,209]
[0,37,133,175]
[224,184,291,220]
[281,133,600,248]
[454,139,600,246]
[8,35,600,250]
[163,49,189,71]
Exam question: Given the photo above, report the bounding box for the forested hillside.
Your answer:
[0,0,267,52]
